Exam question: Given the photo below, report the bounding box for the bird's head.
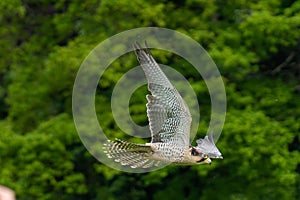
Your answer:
[189,147,212,165]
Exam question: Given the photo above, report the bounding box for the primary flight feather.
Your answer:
[103,42,222,169]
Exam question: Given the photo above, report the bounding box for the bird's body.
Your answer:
[103,42,222,169]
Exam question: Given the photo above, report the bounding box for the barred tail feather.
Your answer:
[103,139,161,168]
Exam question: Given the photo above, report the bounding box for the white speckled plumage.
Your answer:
[103,42,222,168]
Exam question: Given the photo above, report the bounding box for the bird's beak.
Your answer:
[206,158,212,165]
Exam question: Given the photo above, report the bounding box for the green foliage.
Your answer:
[0,115,87,199]
[0,0,299,199]
[214,110,299,199]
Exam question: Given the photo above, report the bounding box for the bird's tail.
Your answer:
[103,139,162,168]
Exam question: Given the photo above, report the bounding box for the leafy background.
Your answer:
[0,0,300,199]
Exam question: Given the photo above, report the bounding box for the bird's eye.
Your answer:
[191,148,197,156]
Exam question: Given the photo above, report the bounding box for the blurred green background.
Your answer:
[0,0,300,199]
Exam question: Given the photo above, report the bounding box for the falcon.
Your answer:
[103,42,223,168]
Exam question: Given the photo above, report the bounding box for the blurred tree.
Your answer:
[0,0,299,199]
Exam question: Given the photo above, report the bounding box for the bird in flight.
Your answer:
[103,42,223,169]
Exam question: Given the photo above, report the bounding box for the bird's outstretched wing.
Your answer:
[133,42,192,148]
[196,132,223,158]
